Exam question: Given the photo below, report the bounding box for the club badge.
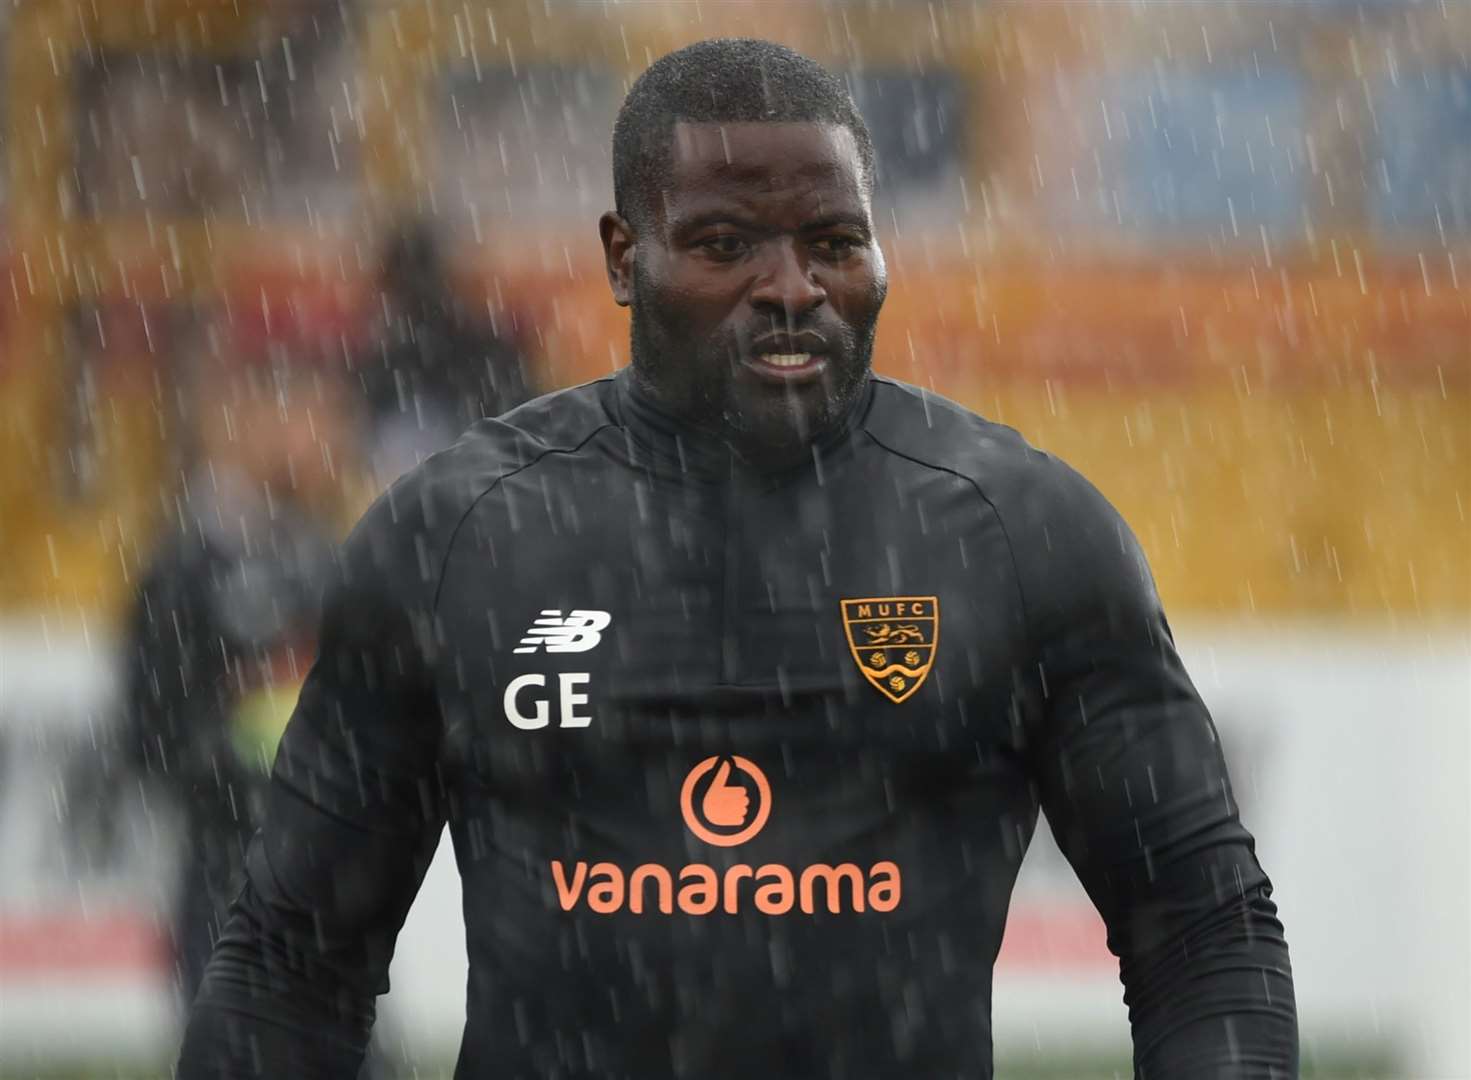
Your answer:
[840,596,939,704]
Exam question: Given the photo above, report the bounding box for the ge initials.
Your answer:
[503,673,592,730]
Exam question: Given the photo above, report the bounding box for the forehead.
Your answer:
[664,121,867,208]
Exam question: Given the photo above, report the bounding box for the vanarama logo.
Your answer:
[550,755,902,916]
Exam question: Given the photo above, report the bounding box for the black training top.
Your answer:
[178,369,1297,1079]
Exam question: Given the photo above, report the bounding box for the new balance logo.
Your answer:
[514,610,612,654]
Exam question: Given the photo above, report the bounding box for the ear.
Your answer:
[599,212,636,307]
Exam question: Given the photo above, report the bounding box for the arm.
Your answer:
[176,496,447,1079]
[1015,461,1297,1078]
[122,551,250,810]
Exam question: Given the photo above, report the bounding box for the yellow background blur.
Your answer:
[0,0,1465,624]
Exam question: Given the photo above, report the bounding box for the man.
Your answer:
[363,217,534,481]
[179,39,1297,1078]
[123,330,359,1005]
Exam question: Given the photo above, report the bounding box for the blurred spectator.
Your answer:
[363,218,534,480]
[119,328,360,1007]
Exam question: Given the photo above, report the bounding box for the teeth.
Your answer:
[760,353,812,368]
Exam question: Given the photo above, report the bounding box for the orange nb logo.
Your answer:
[679,755,772,847]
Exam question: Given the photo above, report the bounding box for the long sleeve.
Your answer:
[176,490,448,1079]
[1014,458,1298,1078]
[122,550,250,816]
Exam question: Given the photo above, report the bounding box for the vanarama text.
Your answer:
[551,860,902,915]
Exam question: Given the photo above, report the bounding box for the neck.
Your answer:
[617,367,872,480]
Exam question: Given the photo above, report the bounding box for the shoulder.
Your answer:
[400,376,614,511]
[864,376,1038,476]
[480,376,621,461]
[344,377,619,606]
[864,376,1098,525]
[863,376,1157,624]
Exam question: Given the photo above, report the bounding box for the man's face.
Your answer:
[602,121,887,467]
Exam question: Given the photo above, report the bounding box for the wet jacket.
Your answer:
[179,369,1297,1078]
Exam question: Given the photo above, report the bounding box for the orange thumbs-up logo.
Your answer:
[702,760,749,827]
[680,755,771,847]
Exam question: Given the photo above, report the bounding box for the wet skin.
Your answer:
[600,121,889,470]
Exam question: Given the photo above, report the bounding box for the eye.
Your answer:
[812,236,860,259]
[698,234,749,258]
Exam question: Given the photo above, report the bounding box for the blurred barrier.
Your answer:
[0,619,180,1069]
[1,618,1466,1076]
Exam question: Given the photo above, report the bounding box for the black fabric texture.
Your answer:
[178,370,1297,1078]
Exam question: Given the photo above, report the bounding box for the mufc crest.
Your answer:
[840,596,939,704]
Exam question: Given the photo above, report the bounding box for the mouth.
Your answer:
[743,351,828,384]
[743,334,830,385]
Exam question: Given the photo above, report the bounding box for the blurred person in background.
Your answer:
[364,217,535,481]
[178,39,1296,1078]
[120,326,361,1008]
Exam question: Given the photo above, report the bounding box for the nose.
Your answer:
[749,239,826,322]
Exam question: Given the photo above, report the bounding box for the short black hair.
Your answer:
[612,38,875,229]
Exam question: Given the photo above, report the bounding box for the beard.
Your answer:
[627,263,881,471]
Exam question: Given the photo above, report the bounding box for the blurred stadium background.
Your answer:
[0,0,1466,1077]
